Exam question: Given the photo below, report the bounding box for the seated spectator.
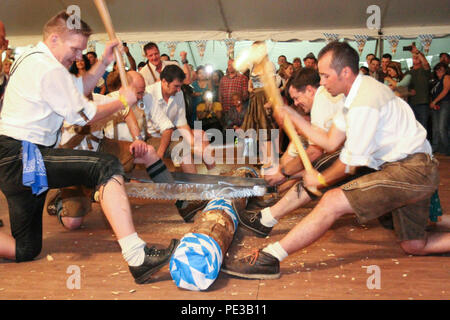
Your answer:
[225,93,247,130]
[359,66,369,75]
[196,92,223,131]
[191,65,212,123]
[384,61,412,99]
[69,54,91,78]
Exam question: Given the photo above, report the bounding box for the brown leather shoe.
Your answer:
[221,249,280,280]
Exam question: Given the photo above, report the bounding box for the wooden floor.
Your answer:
[0,156,449,301]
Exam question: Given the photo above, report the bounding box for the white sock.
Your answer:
[118,232,146,267]
[263,242,288,262]
[260,207,278,227]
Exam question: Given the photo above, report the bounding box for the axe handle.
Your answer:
[93,0,128,87]
[259,56,321,196]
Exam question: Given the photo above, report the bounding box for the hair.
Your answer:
[160,53,170,60]
[366,53,375,59]
[212,69,224,81]
[278,55,287,59]
[288,67,321,92]
[433,62,449,75]
[439,52,450,59]
[69,54,91,75]
[160,64,186,83]
[318,41,359,75]
[278,62,293,79]
[196,65,205,72]
[386,61,403,80]
[293,57,301,63]
[137,61,146,69]
[382,53,392,60]
[370,57,380,63]
[359,66,369,75]
[86,51,97,58]
[43,11,92,40]
[106,71,121,92]
[143,42,159,54]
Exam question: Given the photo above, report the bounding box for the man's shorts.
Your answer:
[340,153,439,241]
[58,138,133,218]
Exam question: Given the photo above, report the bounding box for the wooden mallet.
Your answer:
[94,0,142,140]
[234,43,322,196]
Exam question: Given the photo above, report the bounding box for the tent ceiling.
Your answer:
[2,0,449,46]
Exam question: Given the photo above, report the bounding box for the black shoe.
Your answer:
[378,212,394,230]
[237,210,273,238]
[129,239,179,284]
[175,200,208,222]
[221,249,280,280]
[47,193,62,216]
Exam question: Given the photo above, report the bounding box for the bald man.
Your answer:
[48,70,174,230]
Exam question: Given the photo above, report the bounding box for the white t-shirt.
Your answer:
[139,60,179,86]
[144,81,187,138]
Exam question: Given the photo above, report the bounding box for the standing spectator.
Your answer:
[303,52,317,70]
[406,43,431,130]
[211,69,224,102]
[384,61,412,99]
[439,53,449,66]
[365,53,375,67]
[277,55,287,72]
[0,20,8,110]
[139,42,191,86]
[293,57,302,72]
[379,53,392,82]
[160,53,170,61]
[191,66,212,124]
[368,57,382,81]
[219,59,248,112]
[86,51,108,94]
[278,62,294,95]
[430,62,450,155]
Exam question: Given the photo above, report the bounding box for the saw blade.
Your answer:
[125,182,267,200]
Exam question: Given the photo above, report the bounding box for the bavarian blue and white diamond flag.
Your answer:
[170,198,238,291]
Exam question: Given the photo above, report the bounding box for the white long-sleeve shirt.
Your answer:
[0,42,96,146]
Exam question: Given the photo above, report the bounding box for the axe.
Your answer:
[234,42,322,196]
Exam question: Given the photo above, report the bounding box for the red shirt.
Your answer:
[219,73,248,111]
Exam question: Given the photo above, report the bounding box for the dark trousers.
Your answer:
[0,135,124,262]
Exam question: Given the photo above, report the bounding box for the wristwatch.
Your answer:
[134,134,145,141]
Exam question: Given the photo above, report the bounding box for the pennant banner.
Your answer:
[223,38,236,60]
[385,35,401,55]
[418,34,434,55]
[195,40,208,59]
[323,33,340,43]
[354,35,369,56]
[165,41,179,59]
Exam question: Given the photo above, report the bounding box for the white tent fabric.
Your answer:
[2,0,449,46]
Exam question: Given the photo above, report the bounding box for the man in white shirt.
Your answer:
[0,11,177,285]
[50,71,174,230]
[139,42,191,86]
[240,68,374,238]
[222,41,448,280]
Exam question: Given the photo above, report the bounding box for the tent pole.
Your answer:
[187,41,197,69]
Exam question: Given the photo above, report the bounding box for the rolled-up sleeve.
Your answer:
[339,106,379,167]
[41,68,97,125]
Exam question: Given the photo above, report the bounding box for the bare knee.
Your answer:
[400,240,427,256]
[318,188,350,220]
[61,217,84,231]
